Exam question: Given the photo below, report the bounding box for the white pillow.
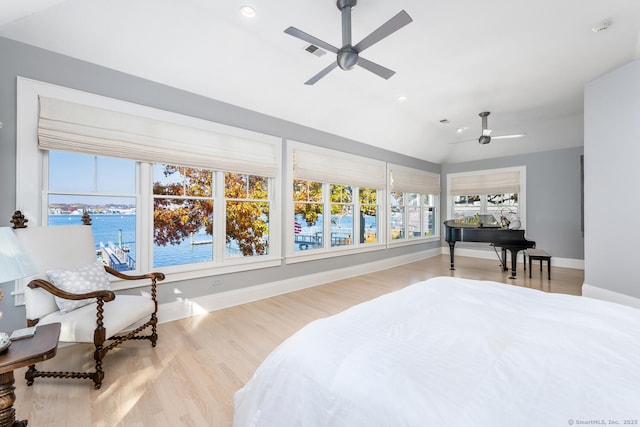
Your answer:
[46,260,112,314]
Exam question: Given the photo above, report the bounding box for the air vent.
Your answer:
[304,44,327,57]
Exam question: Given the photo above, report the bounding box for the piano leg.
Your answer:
[508,249,519,279]
[501,248,508,271]
[448,242,456,270]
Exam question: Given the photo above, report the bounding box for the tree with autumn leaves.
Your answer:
[293,180,378,243]
[153,166,269,257]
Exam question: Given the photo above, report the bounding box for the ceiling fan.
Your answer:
[284,0,413,85]
[449,112,526,145]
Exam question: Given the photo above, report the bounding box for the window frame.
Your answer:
[388,191,440,245]
[289,179,386,260]
[446,166,527,229]
[285,142,387,263]
[16,77,282,291]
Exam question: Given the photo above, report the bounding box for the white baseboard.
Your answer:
[581,283,640,309]
[156,247,442,325]
[439,247,584,270]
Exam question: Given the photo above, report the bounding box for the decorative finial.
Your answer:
[10,210,28,229]
[81,211,92,225]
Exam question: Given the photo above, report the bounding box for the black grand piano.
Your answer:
[444,215,535,279]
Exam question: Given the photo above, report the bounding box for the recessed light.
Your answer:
[397,95,407,102]
[240,5,256,17]
[456,128,464,133]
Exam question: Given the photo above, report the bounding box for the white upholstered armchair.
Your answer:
[11,211,164,389]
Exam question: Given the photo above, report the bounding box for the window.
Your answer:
[293,180,324,251]
[48,151,137,271]
[452,194,518,223]
[152,164,214,267]
[448,167,525,227]
[388,164,440,243]
[292,180,379,252]
[390,192,437,240]
[48,156,275,271]
[225,173,270,257]
[330,185,354,247]
[290,142,386,257]
[359,188,378,244]
[18,81,281,287]
[390,192,405,240]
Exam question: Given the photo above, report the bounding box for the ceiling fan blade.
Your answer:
[449,133,526,144]
[284,26,339,54]
[492,133,527,140]
[447,138,477,145]
[354,10,413,53]
[357,57,395,80]
[305,62,339,85]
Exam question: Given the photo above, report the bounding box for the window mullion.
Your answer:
[93,155,98,192]
[214,170,225,264]
[354,186,361,246]
[322,183,330,250]
[139,162,152,273]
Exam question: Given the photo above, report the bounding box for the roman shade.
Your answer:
[293,143,386,189]
[449,170,520,195]
[37,96,279,176]
[389,164,440,195]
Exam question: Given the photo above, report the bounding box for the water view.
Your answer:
[48,214,213,268]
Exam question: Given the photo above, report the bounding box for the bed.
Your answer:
[233,277,640,426]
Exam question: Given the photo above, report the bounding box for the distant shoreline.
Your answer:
[48,212,136,215]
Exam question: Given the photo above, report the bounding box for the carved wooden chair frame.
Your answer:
[11,211,165,389]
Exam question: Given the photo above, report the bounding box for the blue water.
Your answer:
[48,214,213,268]
[49,211,379,266]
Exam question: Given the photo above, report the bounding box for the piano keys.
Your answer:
[444,217,535,279]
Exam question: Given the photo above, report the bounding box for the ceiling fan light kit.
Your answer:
[284,0,413,85]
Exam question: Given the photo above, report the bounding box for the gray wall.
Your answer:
[0,37,440,331]
[584,59,640,298]
[441,146,585,260]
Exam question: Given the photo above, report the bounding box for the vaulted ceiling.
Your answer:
[1,0,639,163]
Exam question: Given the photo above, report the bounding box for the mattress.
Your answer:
[234,276,640,426]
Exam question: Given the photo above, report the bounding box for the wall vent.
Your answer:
[304,44,327,57]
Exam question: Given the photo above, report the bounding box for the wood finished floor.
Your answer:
[13,255,584,426]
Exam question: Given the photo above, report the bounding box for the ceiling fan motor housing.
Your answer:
[337,0,357,10]
[479,112,491,144]
[337,47,358,69]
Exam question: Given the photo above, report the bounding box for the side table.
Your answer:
[0,323,60,427]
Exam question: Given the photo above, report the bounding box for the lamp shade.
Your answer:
[0,227,38,283]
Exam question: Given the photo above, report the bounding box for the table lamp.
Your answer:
[0,227,38,324]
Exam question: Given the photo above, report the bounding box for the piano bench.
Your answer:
[526,249,552,280]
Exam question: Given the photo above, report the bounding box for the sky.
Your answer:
[49,150,136,206]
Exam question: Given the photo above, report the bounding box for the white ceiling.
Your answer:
[1,0,639,164]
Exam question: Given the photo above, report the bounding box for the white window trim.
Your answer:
[285,141,387,262]
[446,166,527,228]
[16,77,283,294]
[386,163,441,246]
[387,192,440,247]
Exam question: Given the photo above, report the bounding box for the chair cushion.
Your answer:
[24,286,60,321]
[36,294,155,343]
[47,260,112,313]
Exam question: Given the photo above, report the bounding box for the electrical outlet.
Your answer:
[212,278,223,286]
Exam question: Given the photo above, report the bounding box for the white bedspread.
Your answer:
[233,277,640,426]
